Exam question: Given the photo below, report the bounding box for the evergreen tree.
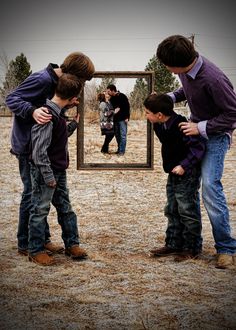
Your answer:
[0,53,32,101]
[129,78,148,112]
[130,55,180,113]
[145,55,179,93]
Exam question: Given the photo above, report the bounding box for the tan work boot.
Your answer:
[29,252,55,266]
[44,242,64,254]
[65,245,88,260]
[216,254,234,269]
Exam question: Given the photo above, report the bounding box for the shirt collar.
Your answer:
[186,55,203,79]
[46,63,59,85]
[164,112,178,130]
[46,99,61,117]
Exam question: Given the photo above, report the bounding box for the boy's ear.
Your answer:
[70,96,79,103]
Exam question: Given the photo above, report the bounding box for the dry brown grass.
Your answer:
[0,117,236,330]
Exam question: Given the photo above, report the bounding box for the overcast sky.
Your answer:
[1,0,236,91]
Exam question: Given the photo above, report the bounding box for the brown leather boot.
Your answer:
[18,249,28,256]
[29,252,55,266]
[150,246,182,257]
[65,245,88,259]
[174,251,200,262]
[44,242,64,254]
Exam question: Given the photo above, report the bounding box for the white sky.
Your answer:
[1,0,236,92]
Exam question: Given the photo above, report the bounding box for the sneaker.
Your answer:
[44,242,64,254]
[65,245,88,260]
[18,249,28,256]
[150,246,182,257]
[29,252,55,266]
[216,254,234,269]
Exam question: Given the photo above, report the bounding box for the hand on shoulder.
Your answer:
[33,107,52,124]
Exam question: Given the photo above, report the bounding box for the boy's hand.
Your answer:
[73,113,80,123]
[33,107,52,124]
[47,180,57,189]
[114,107,120,114]
[171,165,185,176]
[179,122,199,135]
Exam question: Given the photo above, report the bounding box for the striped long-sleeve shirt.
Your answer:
[31,99,78,184]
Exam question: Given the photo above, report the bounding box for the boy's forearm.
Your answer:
[67,119,78,137]
[31,122,54,184]
[6,93,36,119]
[180,136,206,170]
[38,165,56,186]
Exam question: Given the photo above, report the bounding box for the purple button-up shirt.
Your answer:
[168,55,236,139]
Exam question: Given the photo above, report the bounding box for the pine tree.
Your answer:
[129,78,148,113]
[0,53,32,101]
[145,55,179,93]
[129,55,180,113]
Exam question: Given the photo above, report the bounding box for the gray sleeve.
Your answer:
[31,121,55,184]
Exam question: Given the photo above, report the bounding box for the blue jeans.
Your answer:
[16,154,51,251]
[114,120,127,154]
[201,134,236,255]
[164,168,202,254]
[29,166,79,256]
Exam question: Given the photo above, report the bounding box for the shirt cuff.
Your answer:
[167,92,176,103]
[179,160,189,171]
[197,121,208,139]
[29,106,37,117]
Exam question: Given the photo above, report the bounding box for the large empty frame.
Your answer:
[77,71,155,170]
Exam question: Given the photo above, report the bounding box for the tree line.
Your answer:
[0,53,180,116]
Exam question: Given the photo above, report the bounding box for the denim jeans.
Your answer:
[29,165,79,255]
[16,154,51,251]
[114,120,127,154]
[201,134,236,255]
[164,168,202,254]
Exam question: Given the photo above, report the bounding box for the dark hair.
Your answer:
[55,73,83,100]
[107,84,117,92]
[60,52,95,81]
[97,92,106,102]
[143,93,174,116]
[156,35,198,67]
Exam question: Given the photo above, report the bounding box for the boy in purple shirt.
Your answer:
[144,94,205,260]
[6,52,95,257]
[156,34,236,269]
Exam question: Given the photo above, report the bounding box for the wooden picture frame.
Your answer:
[77,71,155,170]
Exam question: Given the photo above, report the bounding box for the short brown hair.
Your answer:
[144,93,174,116]
[107,84,117,92]
[55,73,83,100]
[156,35,198,67]
[60,52,95,81]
